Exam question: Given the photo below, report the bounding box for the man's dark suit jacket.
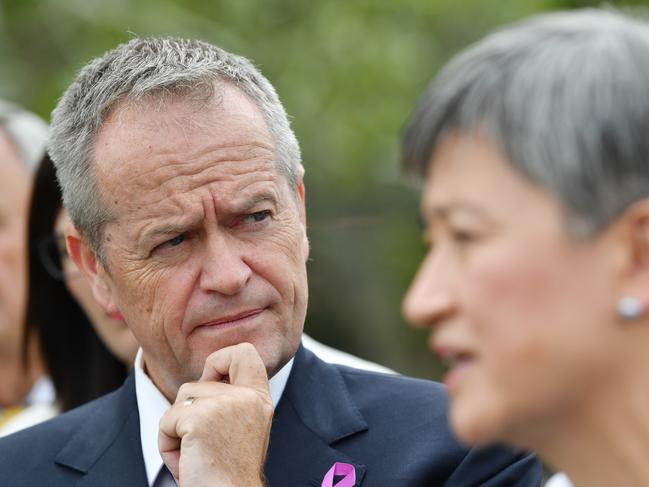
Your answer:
[0,346,541,486]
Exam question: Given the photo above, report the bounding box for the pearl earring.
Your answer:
[617,297,645,320]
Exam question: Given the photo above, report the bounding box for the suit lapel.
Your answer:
[52,349,369,486]
[265,346,368,486]
[55,374,148,486]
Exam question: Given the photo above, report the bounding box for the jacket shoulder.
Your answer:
[0,381,133,486]
[0,392,114,455]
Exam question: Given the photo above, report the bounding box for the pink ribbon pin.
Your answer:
[320,462,356,487]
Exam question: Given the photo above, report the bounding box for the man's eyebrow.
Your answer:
[230,191,279,213]
[141,192,280,241]
[140,216,202,243]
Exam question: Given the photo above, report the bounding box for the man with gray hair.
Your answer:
[0,39,540,486]
[0,101,52,435]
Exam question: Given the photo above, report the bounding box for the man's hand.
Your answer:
[158,343,273,487]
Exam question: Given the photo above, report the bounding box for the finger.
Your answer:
[158,433,180,481]
[158,409,183,481]
[158,393,206,480]
[199,342,269,392]
[174,380,242,405]
[175,382,202,406]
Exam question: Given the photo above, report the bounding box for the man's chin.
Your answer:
[258,335,303,378]
[179,330,301,381]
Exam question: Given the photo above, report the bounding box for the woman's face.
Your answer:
[53,210,139,366]
[0,131,30,365]
[403,132,625,447]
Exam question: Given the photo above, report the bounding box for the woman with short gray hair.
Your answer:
[402,8,649,487]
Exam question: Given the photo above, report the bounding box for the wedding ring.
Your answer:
[183,396,196,406]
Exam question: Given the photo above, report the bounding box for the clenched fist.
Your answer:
[159,343,273,487]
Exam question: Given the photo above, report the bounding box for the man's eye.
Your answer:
[167,234,186,247]
[152,234,186,255]
[247,210,271,223]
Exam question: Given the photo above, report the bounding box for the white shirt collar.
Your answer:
[134,348,294,487]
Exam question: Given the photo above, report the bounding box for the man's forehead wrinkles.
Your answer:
[132,160,226,194]
[115,171,278,233]
[109,161,278,222]
[122,193,191,231]
[211,182,280,212]
[119,201,204,251]
[111,148,276,194]
[112,139,274,175]
[140,140,275,164]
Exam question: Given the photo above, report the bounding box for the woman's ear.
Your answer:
[64,224,118,313]
[611,199,649,307]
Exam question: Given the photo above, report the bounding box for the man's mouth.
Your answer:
[196,308,265,331]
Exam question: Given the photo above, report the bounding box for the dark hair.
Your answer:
[24,154,127,411]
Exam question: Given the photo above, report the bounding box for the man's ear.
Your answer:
[65,224,118,313]
[295,165,310,262]
[296,165,306,224]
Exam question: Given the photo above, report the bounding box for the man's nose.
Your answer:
[402,250,455,329]
[200,232,252,296]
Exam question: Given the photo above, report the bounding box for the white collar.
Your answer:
[134,348,293,487]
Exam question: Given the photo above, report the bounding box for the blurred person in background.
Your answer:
[0,37,540,486]
[402,8,649,487]
[0,100,50,436]
[24,154,138,413]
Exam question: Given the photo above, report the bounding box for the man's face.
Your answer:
[86,85,309,399]
[0,130,30,361]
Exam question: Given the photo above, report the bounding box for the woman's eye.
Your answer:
[452,231,473,242]
[450,228,480,247]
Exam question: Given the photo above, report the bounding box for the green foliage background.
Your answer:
[1,0,646,379]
